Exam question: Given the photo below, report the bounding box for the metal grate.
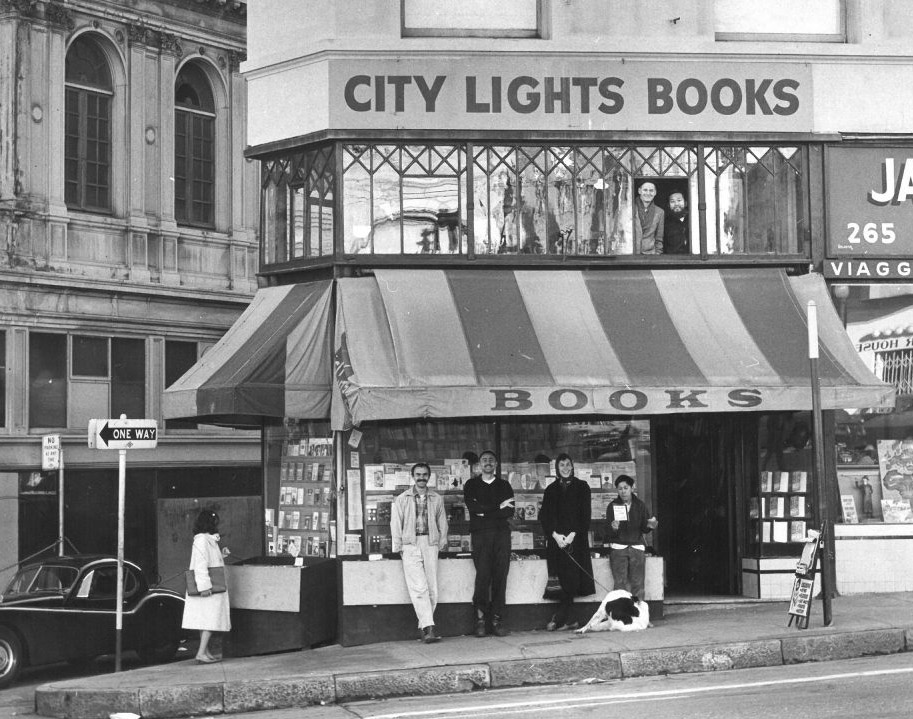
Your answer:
[877,348,913,395]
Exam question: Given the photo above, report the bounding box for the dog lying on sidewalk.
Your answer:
[576,589,650,633]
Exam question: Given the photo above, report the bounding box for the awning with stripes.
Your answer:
[331,268,894,427]
[163,269,894,428]
[163,281,333,426]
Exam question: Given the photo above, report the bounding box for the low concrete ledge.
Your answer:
[619,639,784,677]
[35,687,142,719]
[334,665,490,702]
[139,684,223,719]
[490,653,623,687]
[781,629,907,664]
[222,676,336,714]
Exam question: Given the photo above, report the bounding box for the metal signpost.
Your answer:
[88,416,158,672]
[41,435,64,556]
[806,301,834,626]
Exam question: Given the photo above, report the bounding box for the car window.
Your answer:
[4,565,78,595]
[90,568,118,599]
[77,566,141,600]
[4,567,39,596]
[34,566,78,592]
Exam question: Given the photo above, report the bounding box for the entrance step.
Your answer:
[663,595,787,613]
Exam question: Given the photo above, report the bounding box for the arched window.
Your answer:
[174,63,215,227]
[64,35,113,212]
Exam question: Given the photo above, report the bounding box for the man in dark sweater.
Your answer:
[606,474,658,601]
[663,192,690,255]
[463,449,514,637]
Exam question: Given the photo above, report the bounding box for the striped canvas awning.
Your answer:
[331,268,894,427]
[163,281,333,426]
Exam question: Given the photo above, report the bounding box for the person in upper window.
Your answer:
[633,181,664,255]
[663,192,690,255]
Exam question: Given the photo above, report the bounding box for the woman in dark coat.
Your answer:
[539,453,595,630]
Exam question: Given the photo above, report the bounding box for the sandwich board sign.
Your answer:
[788,529,821,630]
[88,418,158,450]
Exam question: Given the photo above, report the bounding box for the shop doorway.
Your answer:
[654,414,751,596]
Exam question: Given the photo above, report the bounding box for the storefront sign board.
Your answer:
[827,147,913,257]
[824,258,913,279]
[327,58,813,133]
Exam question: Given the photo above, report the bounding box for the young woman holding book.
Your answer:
[182,509,231,664]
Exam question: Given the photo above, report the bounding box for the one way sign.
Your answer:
[88,418,158,450]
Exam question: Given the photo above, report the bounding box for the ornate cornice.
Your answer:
[0,0,38,18]
[158,32,183,57]
[227,49,246,73]
[45,2,74,31]
[127,22,150,47]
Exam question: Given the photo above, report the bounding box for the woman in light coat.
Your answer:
[182,509,231,663]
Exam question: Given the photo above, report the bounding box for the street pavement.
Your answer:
[33,592,913,719]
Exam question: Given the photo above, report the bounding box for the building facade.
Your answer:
[164,0,913,645]
[0,0,261,587]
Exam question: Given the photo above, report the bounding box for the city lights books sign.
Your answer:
[328,58,812,133]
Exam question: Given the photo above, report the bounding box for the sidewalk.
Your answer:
[35,592,913,719]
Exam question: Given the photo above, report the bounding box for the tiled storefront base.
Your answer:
[742,557,821,600]
[835,523,913,594]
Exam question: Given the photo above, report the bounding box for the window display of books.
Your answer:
[274,437,335,558]
[361,459,475,555]
[754,471,809,549]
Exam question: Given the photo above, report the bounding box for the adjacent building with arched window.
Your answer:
[0,0,261,589]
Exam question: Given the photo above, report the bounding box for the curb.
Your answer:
[34,629,912,719]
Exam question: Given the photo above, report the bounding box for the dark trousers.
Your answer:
[471,528,511,618]
[610,545,646,600]
[552,591,575,627]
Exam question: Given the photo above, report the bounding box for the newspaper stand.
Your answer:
[787,528,822,630]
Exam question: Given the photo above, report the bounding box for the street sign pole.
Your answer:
[58,451,65,556]
[807,301,833,627]
[115,445,126,672]
[88,415,158,673]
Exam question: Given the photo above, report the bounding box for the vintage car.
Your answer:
[0,555,185,688]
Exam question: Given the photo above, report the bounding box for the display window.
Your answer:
[833,283,913,525]
[752,411,813,555]
[264,419,336,558]
[261,142,815,265]
[338,417,653,558]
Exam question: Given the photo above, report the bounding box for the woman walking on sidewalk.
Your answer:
[182,509,231,663]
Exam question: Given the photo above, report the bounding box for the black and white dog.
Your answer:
[576,589,650,633]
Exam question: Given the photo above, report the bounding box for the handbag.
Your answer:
[543,575,563,601]
[185,566,227,595]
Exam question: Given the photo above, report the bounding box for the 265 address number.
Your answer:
[847,222,896,244]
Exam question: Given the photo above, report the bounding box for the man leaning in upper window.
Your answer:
[633,181,664,255]
[663,192,690,255]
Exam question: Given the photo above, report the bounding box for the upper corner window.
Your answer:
[64,35,113,212]
[714,0,845,42]
[174,63,215,228]
[402,0,541,38]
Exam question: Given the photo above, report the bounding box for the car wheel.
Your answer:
[0,627,23,689]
